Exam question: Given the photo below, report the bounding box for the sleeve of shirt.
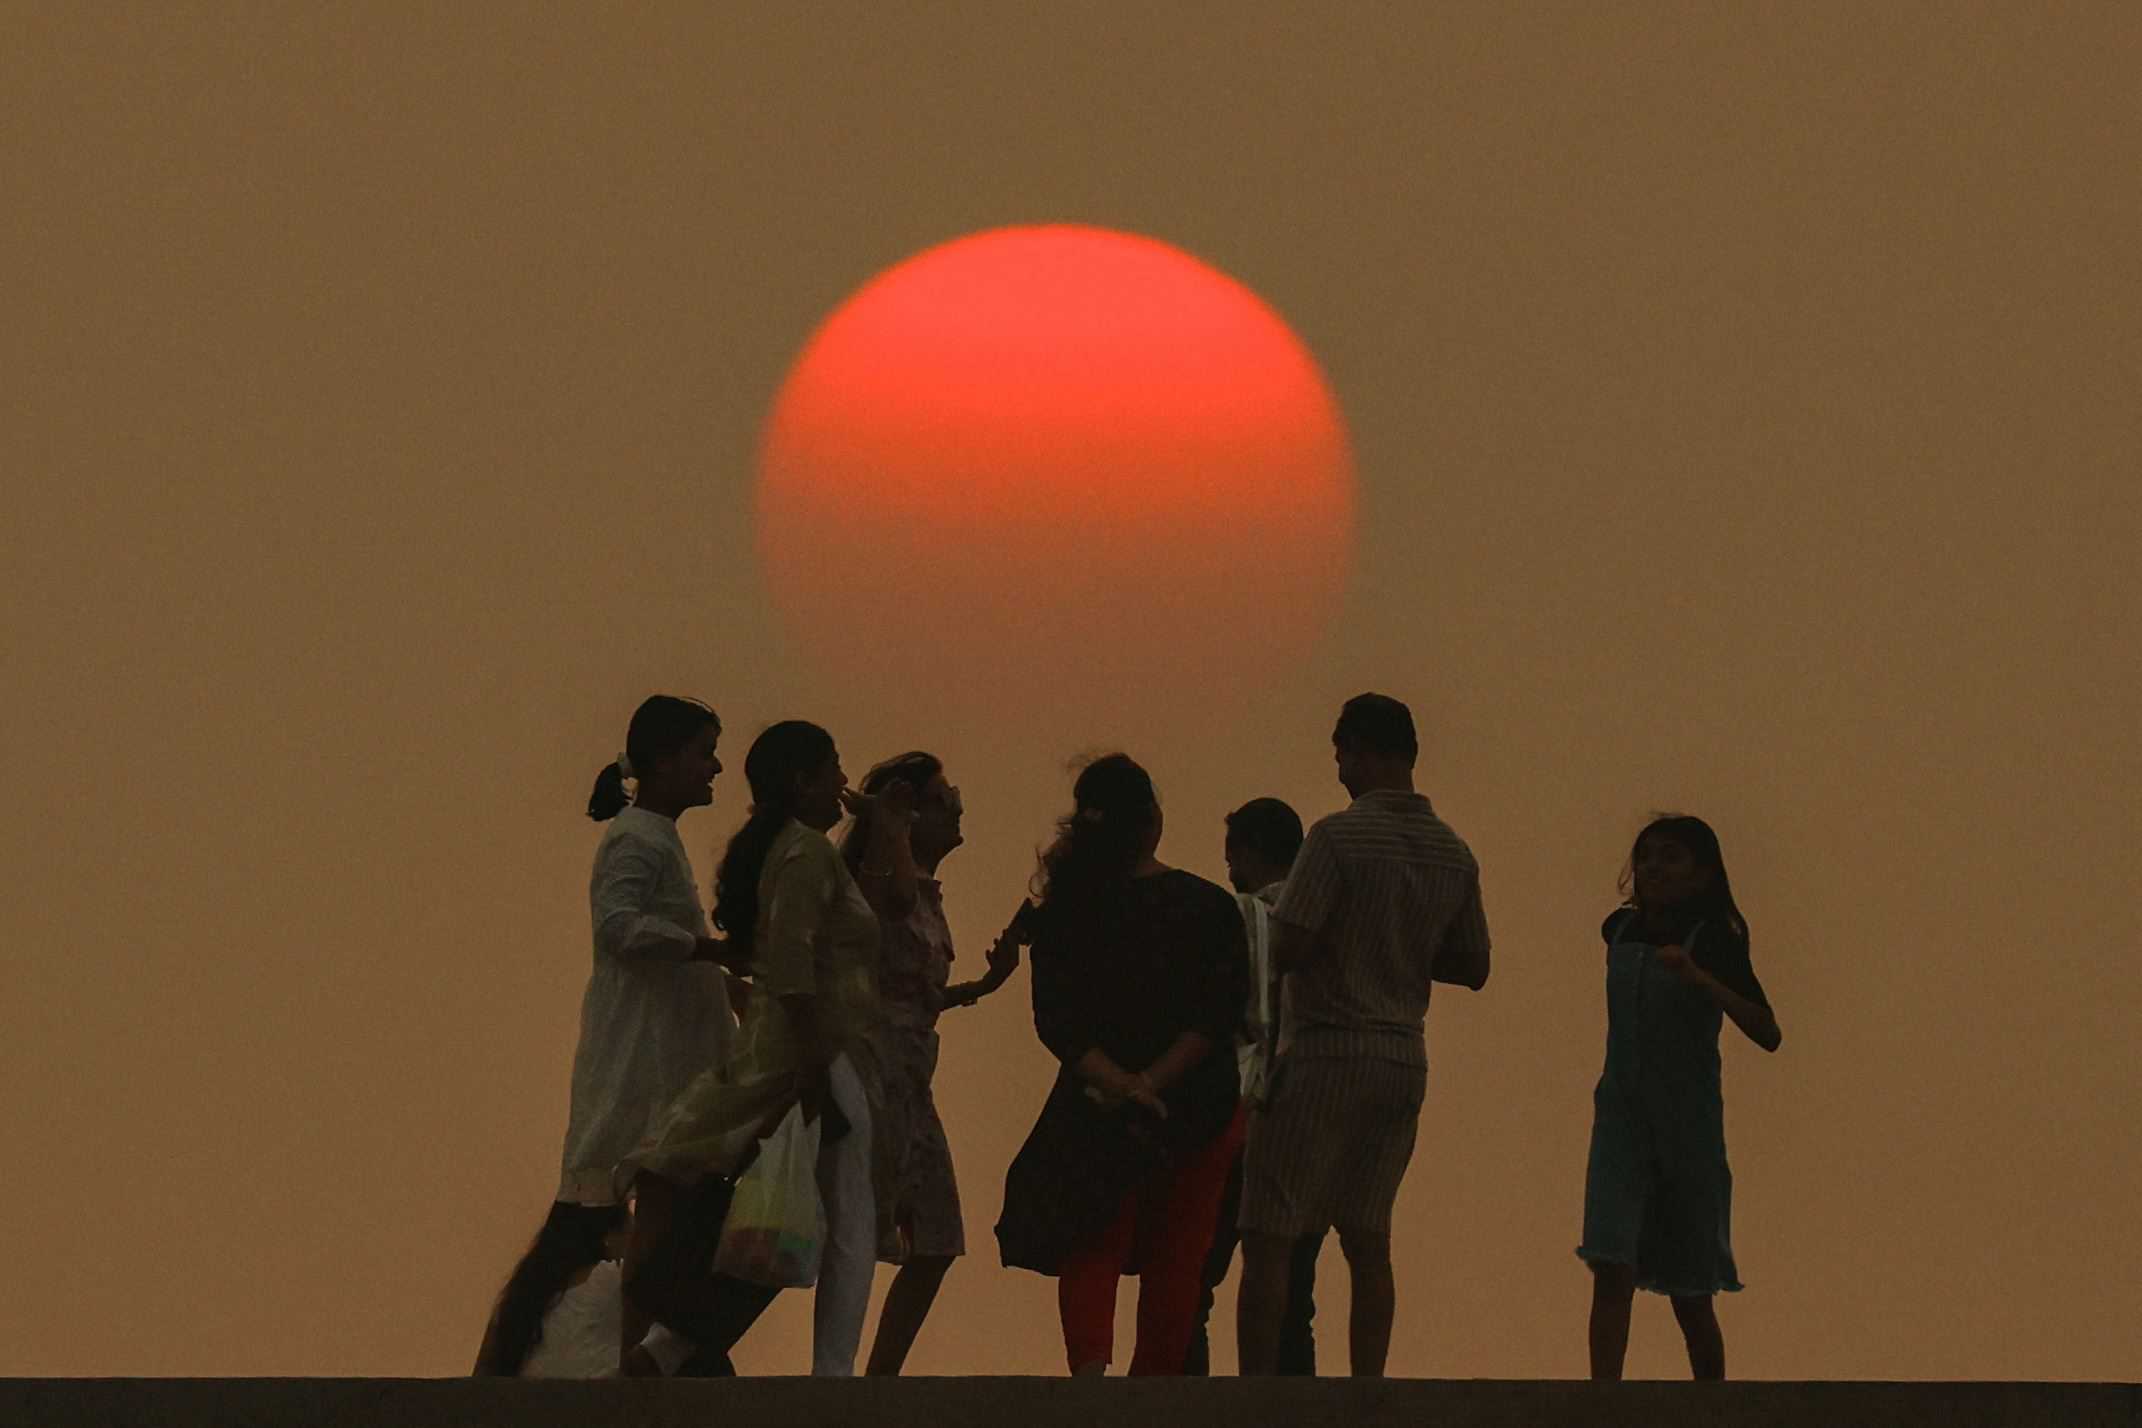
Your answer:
[1433,871,1492,978]
[1693,924,1770,1010]
[1272,820,1341,934]
[755,836,836,1000]
[591,836,698,963]
[1029,918,1097,1066]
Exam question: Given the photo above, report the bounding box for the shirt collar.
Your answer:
[1350,788,1434,815]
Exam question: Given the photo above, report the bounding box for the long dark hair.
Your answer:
[1618,813,1749,942]
[473,1201,625,1376]
[586,696,720,821]
[1032,753,1158,927]
[713,720,837,960]
[840,751,942,876]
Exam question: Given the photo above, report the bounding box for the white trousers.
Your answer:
[811,1051,874,1376]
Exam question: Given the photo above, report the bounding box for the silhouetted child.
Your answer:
[1577,815,1781,1380]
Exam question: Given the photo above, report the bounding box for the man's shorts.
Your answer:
[1238,1054,1426,1238]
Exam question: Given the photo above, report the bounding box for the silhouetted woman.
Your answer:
[560,696,733,1209]
[842,752,1028,1375]
[1578,814,1782,1381]
[617,720,892,1376]
[997,754,1249,1375]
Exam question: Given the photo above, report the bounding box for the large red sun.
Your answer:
[757,224,1353,714]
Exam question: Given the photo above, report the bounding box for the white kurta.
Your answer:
[557,808,733,1204]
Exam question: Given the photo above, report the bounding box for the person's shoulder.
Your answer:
[1409,802,1477,861]
[1306,804,1356,834]
[597,809,671,858]
[1163,867,1236,908]
[1296,807,1354,855]
[767,819,835,871]
[1601,905,1638,944]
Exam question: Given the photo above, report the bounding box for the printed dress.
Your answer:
[867,877,966,1260]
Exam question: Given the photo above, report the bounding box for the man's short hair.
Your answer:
[1224,797,1304,870]
[1333,692,1418,762]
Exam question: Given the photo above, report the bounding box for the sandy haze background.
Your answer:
[2,3,2137,1380]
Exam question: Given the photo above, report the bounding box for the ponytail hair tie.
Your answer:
[616,752,635,781]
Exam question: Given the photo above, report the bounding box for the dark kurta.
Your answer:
[997,869,1249,1275]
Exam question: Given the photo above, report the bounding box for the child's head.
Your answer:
[1620,813,1746,936]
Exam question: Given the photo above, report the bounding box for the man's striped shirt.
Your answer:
[1272,790,1490,1069]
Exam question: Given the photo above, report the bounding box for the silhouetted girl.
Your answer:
[842,752,1028,1375]
[560,696,733,1208]
[1578,814,1782,1381]
[618,721,889,1376]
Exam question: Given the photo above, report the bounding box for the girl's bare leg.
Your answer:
[1588,1263,1637,1381]
[865,1255,953,1376]
[1671,1294,1725,1380]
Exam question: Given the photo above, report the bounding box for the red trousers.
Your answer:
[1057,1106,1247,1374]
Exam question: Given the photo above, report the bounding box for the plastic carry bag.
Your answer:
[711,1101,825,1288]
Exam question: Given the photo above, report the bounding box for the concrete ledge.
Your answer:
[1,1377,2134,1428]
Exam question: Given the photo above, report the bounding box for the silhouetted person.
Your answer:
[842,752,1027,1375]
[473,1202,630,1377]
[1580,814,1781,1382]
[997,754,1249,1375]
[1236,694,1490,1376]
[1184,797,1323,1375]
[542,696,736,1374]
[617,721,886,1376]
[561,696,734,1208]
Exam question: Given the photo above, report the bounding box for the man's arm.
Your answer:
[1429,877,1491,990]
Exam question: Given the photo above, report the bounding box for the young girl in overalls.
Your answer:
[1578,814,1782,1380]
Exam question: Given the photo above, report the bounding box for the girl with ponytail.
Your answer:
[558,696,732,1210]
[620,720,901,1378]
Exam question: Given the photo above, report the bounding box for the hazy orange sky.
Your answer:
[3,5,2136,1380]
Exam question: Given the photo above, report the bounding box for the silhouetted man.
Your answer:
[1236,694,1490,1376]
[1184,798,1321,1375]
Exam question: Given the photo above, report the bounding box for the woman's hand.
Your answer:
[840,781,917,826]
[1086,1068,1167,1119]
[1119,1070,1168,1119]
[754,1097,794,1140]
[694,935,752,973]
[985,924,1025,982]
[1654,943,1709,987]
